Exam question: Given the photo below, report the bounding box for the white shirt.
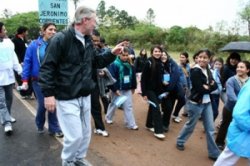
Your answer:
[0,38,22,86]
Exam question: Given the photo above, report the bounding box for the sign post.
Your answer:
[38,0,68,25]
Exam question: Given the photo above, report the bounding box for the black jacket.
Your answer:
[141,57,164,96]
[39,27,116,100]
[134,56,147,73]
[12,36,27,63]
[189,67,217,103]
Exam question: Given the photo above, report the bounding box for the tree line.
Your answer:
[1,0,250,54]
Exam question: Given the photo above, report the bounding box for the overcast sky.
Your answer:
[0,0,248,34]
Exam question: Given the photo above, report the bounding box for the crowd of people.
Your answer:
[1,5,250,166]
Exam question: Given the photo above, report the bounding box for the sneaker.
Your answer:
[62,160,76,166]
[105,118,113,124]
[176,144,185,151]
[10,116,16,123]
[94,129,109,137]
[173,116,182,123]
[4,125,13,136]
[146,127,155,132]
[154,133,165,139]
[129,125,139,130]
[49,131,64,138]
[75,158,92,166]
[37,128,45,134]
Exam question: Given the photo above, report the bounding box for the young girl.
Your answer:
[141,45,165,139]
[134,48,148,94]
[160,51,185,130]
[105,47,138,130]
[176,49,220,161]
[174,51,191,121]
[215,61,250,150]
[210,58,224,121]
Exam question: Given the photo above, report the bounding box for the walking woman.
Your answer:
[176,49,220,161]
[215,61,250,150]
[134,48,148,94]
[160,51,185,130]
[221,52,241,103]
[141,45,165,139]
[173,51,191,121]
[21,23,63,137]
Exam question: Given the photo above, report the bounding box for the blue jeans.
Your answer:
[0,86,11,126]
[32,81,61,132]
[177,101,220,158]
[210,94,220,121]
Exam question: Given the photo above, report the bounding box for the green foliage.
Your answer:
[0,1,247,56]
[2,11,66,40]
[4,12,40,39]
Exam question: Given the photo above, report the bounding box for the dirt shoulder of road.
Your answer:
[24,92,247,166]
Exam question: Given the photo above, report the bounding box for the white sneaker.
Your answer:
[10,116,16,123]
[173,116,182,123]
[105,118,113,124]
[146,127,155,132]
[94,129,109,137]
[4,125,13,135]
[154,133,165,139]
[129,125,139,130]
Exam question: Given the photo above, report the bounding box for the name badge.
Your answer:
[124,75,130,84]
[163,74,170,82]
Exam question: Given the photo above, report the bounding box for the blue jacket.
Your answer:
[226,79,250,158]
[163,58,183,93]
[211,68,222,95]
[179,63,191,89]
[224,76,241,111]
[108,57,136,92]
[22,36,44,81]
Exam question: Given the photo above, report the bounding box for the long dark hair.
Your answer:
[196,49,214,82]
[226,52,241,66]
[150,45,163,77]
[42,22,56,32]
[180,51,190,64]
[139,48,147,58]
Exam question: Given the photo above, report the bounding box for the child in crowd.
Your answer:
[210,58,223,121]
[105,47,138,130]
[176,49,220,161]
[134,48,148,94]
[160,51,185,130]
[173,52,191,122]
[141,45,166,139]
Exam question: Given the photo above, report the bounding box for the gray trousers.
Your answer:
[56,96,91,162]
[0,86,11,126]
[106,90,137,128]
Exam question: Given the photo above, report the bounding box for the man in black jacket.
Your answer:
[39,6,124,166]
[12,26,33,100]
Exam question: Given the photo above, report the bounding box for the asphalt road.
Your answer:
[0,92,110,166]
